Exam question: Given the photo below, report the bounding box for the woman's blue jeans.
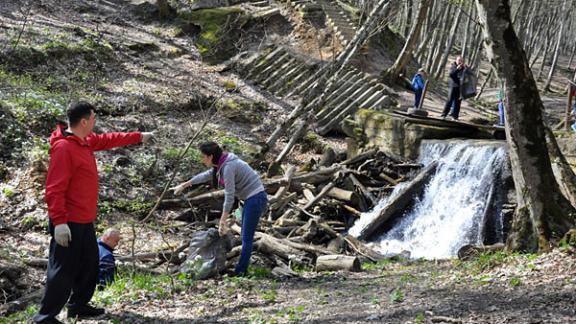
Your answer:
[235,191,268,275]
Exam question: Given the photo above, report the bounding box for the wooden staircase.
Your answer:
[238,46,394,134]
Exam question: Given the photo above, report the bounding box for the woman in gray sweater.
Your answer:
[171,142,267,275]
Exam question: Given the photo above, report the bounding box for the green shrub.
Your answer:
[390,288,404,303]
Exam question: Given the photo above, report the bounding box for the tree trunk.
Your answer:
[433,2,462,80]
[474,0,575,252]
[460,0,474,60]
[543,0,569,91]
[385,0,431,79]
[429,5,452,76]
[157,0,171,19]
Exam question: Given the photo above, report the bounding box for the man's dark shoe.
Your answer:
[67,304,105,319]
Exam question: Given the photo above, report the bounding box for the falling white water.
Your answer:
[349,140,507,259]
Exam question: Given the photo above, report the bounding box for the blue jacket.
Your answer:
[98,239,116,289]
[412,73,425,92]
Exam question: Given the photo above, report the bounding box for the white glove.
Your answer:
[141,131,155,144]
[54,224,71,247]
[170,181,190,195]
[219,218,230,236]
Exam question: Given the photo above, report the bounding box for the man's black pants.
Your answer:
[442,86,462,119]
[33,222,98,322]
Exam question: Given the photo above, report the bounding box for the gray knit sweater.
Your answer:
[190,153,264,212]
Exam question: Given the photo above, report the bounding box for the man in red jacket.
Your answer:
[33,102,154,324]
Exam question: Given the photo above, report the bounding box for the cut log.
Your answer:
[378,172,400,185]
[357,161,438,241]
[303,188,316,203]
[343,205,362,217]
[315,255,361,272]
[327,187,355,202]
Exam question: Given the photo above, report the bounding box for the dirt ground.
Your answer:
[2,1,576,323]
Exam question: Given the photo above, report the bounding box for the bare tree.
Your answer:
[543,0,569,91]
[384,0,432,79]
[475,0,575,252]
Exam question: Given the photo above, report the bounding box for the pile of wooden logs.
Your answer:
[160,148,426,274]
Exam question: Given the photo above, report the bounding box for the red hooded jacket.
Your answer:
[45,125,142,225]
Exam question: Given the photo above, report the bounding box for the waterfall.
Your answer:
[349,140,508,259]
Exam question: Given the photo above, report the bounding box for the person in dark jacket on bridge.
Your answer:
[441,56,466,120]
[97,228,121,290]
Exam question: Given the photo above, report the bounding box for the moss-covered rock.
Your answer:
[180,6,248,64]
[216,98,265,124]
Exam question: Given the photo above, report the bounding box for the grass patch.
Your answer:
[362,258,393,271]
[2,186,16,199]
[390,288,404,303]
[98,198,153,218]
[94,269,195,306]
[0,304,38,324]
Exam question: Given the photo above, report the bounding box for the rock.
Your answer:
[560,229,576,248]
[407,108,428,117]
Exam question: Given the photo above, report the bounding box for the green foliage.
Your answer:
[509,277,522,287]
[258,288,277,302]
[400,273,417,284]
[415,312,426,323]
[362,258,392,271]
[291,263,313,273]
[223,79,238,92]
[0,304,38,324]
[99,198,153,217]
[247,265,273,280]
[390,288,404,303]
[279,305,305,322]
[370,295,380,305]
[457,251,510,275]
[94,269,195,307]
[24,136,50,162]
[300,131,325,154]
[21,213,40,230]
[162,146,201,163]
[2,186,16,199]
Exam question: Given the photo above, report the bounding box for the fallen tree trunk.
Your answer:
[357,161,439,241]
[315,255,361,272]
[457,243,505,261]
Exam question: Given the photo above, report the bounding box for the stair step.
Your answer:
[268,64,309,94]
[317,82,374,124]
[244,47,286,79]
[252,52,292,84]
[277,66,317,96]
[260,58,299,88]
